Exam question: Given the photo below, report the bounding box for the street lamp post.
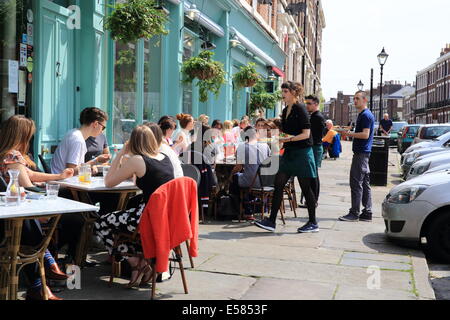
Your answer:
[370,68,374,111]
[377,48,389,127]
[357,80,364,92]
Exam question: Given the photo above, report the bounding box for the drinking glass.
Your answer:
[46,183,60,200]
[102,166,110,177]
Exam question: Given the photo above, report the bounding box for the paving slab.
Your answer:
[196,255,413,292]
[241,278,336,300]
[341,257,411,271]
[334,285,417,300]
[343,251,411,264]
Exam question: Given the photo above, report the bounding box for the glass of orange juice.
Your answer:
[79,164,92,183]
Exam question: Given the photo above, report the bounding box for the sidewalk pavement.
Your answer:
[26,141,436,300]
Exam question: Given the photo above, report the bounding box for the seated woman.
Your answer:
[145,122,183,178]
[322,120,338,158]
[0,115,73,300]
[173,114,195,155]
[94,125,175,288]
[229,126,271,219]
[223,120,237,158]
[158,116,184,152]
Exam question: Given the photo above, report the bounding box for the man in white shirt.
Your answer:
[51,107,109,174]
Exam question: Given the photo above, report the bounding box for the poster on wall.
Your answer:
[8,60,19,93]
[20,44,27,67]
[18,71,27,107]
[27,24,34,46]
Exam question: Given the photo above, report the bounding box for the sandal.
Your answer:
[126,264,147,289]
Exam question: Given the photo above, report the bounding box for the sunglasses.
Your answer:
[98,122,106,131]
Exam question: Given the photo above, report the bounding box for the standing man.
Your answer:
[379,113,393,136]
[305,95,326,202]
[338,91,375,222]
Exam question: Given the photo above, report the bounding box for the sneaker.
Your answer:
[359,211,373,222]
[254,219,276,232]
[339,213,359,222]
[297,222,320,233]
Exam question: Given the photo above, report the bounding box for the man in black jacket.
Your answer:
[305,95,326,202]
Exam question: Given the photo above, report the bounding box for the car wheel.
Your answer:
[424,211,450,263]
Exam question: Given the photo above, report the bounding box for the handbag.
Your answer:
[216,194,238,221]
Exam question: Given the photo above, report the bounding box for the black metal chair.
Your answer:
[181,164,201,186]
[38,154,52,174]
[249,156,286,224]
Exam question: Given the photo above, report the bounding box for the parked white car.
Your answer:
[382,171,450,262]
[407,152,450,180]
[425,163,450,175]
[403,131,450,157]
[412,124,450,145]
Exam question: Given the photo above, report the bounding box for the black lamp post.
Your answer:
[357,80,364,92]
[377,47,389,125]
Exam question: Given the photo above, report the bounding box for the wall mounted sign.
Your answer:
[8,60,19,93]
[27,57,33,73]
[27,24,34,46]
[20,44,27,67]
[18,71,27,106]
[27,9,34,23]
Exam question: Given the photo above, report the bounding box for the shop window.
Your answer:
[113,42,137,144]
[143,36,162,123]
[182,30,196,115]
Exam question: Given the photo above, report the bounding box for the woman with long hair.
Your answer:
[0,115,74,300]
[254,82,318,233]
[222,120,237,158]
[94,125,174,288]
[173,113,195,155]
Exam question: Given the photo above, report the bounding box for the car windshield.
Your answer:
[408,126,420,134]
[392,122,407,131]
[425,126,450,140]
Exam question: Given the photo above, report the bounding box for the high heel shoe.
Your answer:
[46,263,69,281]
[126,264,149,289]
[139,265,153,286]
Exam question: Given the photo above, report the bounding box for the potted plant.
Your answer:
[233,63,261,89]
[182,51,226,102]
[249,81,282,116]
[104,0,169,44]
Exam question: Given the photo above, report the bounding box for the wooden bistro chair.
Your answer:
[282,177,298,218]
[249,156,286,225]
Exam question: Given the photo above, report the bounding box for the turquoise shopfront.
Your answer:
[0,0,286,166]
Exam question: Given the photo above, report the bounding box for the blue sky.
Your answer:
[321,0,450,100]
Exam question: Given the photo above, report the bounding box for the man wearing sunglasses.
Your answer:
[51,107,109,175]
[337,91,375,222]
[305,95,326,203]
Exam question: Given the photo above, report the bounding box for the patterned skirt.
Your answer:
[279,147,317,179]
[94,202,146,261]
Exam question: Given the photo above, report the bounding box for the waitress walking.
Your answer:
[254,81,318,233]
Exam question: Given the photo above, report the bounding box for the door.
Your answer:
[39,3,75,160]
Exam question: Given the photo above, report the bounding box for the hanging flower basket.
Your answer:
[233,63,261,89]
[104,0,169,44]
[182,51,226,102]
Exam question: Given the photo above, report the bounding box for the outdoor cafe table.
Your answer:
[0,197,99,300]
[53,176,140,211]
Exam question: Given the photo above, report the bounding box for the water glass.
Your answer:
[102,166,110,177]
[46,183,60,200]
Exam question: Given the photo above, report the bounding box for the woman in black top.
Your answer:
[94,125,174,288]
[255,82,318,233]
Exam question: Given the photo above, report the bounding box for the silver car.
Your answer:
[407,151,450,180]
[382,171,450,262]
[412,124,450,145]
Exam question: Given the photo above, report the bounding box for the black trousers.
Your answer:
[269,172,317,225]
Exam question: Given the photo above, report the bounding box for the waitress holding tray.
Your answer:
[254,81,318,233]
